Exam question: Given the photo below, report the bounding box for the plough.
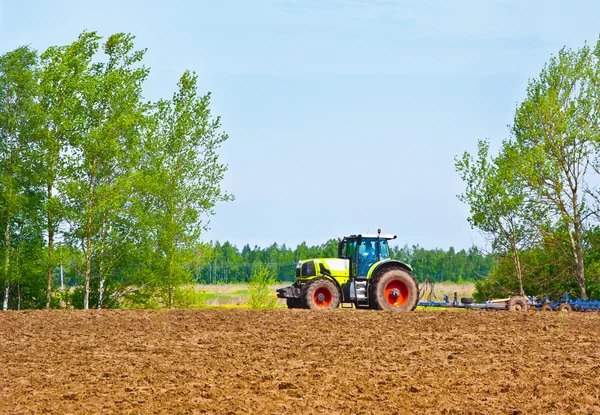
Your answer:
[418,293,600,312]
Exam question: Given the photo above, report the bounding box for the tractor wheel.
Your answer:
[540,304,553,312]
[461,297,474,305]
[370,268,419,311]
[507,296,529,312]
[558,303,573,313]
[286,297,304,309]
[303,279,340,310]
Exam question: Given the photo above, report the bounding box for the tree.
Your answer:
[37,32,100,309]
[456,139,538,296]
[62,32,149,310]
[511,39,600,300]
[0,46,40,310]
[139,70,232,308]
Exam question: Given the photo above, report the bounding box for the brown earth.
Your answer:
[1,309,600,415]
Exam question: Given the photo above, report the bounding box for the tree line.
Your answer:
[0,31,231,310]
[195,241,494,285]
[457,37,600,301]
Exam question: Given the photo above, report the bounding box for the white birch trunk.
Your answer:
[3,220,10,311]
[98,278,105,309]
[2,285,8,311]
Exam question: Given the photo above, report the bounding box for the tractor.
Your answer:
[276,230,419,311]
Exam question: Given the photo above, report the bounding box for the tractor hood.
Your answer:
[297,258,350,278]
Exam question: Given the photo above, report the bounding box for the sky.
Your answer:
[1,0,600,251]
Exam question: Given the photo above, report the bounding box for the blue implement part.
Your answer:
[418,294,507,310]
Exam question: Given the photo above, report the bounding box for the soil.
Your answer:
[1,308,600,414]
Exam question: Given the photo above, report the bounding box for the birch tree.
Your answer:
[0,47,39,310]
[140,71,232,308]
[63,33,149,310]
[512,40,600,300]
[36,33,101,309]
[456,139,538,296]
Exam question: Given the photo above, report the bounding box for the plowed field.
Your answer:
[1,309,600,414]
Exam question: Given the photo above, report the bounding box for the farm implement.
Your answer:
[419,293,600,312]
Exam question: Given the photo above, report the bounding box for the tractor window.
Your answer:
[358,239,377,276]
[378,240,390,259]
[344,241,356,259]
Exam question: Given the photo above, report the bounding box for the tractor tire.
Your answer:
[540,304,553,312]
[286,297,304,309]
[558,303,573,313]
[370,268,419,311]
[461,297,474,305]
[303,279,340,310]
[507,296,529,312]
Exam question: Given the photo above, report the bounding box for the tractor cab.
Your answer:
[338,234,393,278]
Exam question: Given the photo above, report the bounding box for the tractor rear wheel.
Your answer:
[304,279,340,310]
[507,296,529,312]
[370,268,419,311]
[286,297,304,309]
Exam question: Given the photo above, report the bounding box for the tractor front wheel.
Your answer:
[304,279,341,310]
[371,268,419,311]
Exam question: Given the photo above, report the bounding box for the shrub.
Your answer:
[247,265,277,309]
[172,286,205,308]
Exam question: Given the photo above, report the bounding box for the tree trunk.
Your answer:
[2,285,8,311]
[98,278,105,309]
[3,220,11,311]
[84,233,92,310]
[167,252,174,309]
[46,183,54,310]
[83,173,95,310]
[97,220,107,310]
[570,206,587,300]
[575,244,587,300]
[511,245,525,296]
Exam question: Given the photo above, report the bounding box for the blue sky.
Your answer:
[1,0,599,250]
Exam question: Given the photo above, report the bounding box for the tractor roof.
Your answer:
[344,234,397,240]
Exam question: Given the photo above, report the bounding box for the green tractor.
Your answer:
[276,230,419,311]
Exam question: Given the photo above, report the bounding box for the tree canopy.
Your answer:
[458,37,600,301]
[0,31,232,310]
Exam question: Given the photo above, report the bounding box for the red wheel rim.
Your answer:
[313,287,333,308]
[384,279,409,307]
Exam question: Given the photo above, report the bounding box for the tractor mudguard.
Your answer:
[366,259,412,280]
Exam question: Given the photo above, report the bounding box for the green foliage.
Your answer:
[0,31,232,310]
[133,70,232,309]
[473,240,600,302]
[460,37,600,301]
[120,287,162,309]
[247,265,277,309]
[194,241,492,284]
[171,286,206,309]
[391,244,494,283]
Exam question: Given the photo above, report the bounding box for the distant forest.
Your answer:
[196,240,494,284]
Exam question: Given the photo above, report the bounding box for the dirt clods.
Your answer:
[1,309,600,414]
